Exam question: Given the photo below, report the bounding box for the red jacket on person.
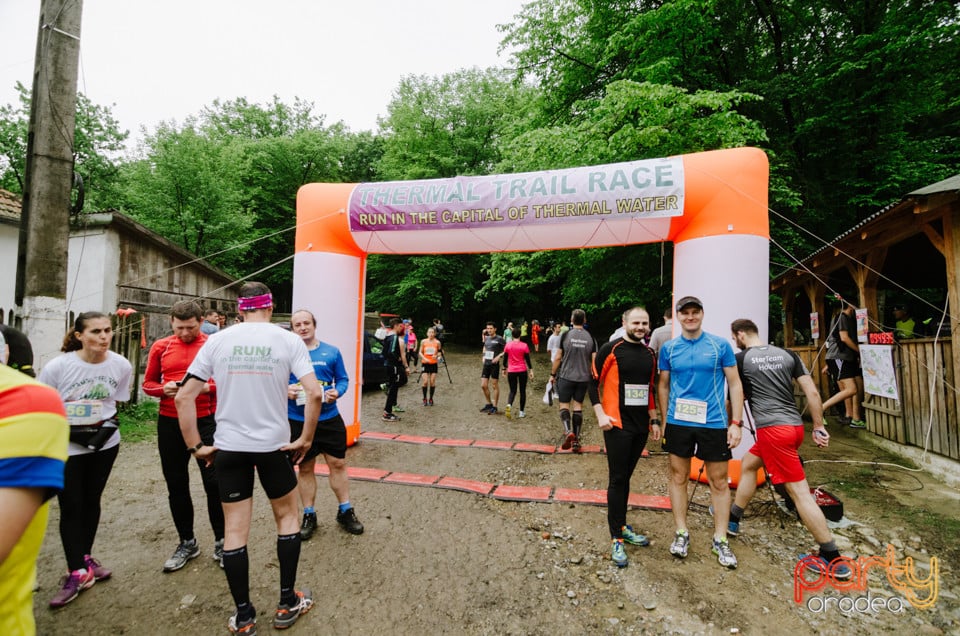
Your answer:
[142,333,216,418]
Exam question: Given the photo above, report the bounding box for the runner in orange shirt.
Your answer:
[419,327,443,406]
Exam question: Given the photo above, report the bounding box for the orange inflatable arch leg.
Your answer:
[689,457,766,488]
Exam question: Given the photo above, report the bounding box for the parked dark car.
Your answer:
[362,331,391,389]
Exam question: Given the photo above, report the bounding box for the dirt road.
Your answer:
[33,347,958,634]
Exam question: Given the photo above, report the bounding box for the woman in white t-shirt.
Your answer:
[39,312,132,609]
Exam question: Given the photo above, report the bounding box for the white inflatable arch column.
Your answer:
[293,147,769,444]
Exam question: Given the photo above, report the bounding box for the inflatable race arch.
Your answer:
[293,147,770,466]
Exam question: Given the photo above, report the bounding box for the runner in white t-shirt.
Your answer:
[175,282,324,634]
[40,312,132,608]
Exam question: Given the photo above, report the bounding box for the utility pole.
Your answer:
[15,0,84,369]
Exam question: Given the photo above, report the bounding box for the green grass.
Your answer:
[117,399,159,443]
[910,506,960,535]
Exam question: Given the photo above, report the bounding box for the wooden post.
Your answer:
[847,246,887,331]
[782,287,796,346]
[16,0,84,369]
[943,210,960,398]
[802,280,828,394]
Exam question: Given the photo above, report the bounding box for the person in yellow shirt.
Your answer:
[0,359,69,634]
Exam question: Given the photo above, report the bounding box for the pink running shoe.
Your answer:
[49,568,96,608]
[84,554,112,581]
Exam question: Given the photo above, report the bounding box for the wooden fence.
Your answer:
[110,312,143,405]
[789,339,960,461]
[892,338,959,460]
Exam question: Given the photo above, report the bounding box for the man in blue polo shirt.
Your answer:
[287,309,364,539]
[657,296,744,569]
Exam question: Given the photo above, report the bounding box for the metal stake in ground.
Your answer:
[743,401,786,529]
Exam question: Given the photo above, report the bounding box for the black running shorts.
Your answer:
[663,423,732,462]
[555,377,589,404]
[289,414,348,461]
[481,362,500,380]
[827,358,861,380]
[215,449,297,502]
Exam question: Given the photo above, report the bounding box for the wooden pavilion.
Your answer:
[770,174,960,462]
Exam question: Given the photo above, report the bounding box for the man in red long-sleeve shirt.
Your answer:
[142,300,224,572]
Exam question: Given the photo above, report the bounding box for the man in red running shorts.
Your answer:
[729,318,851,581]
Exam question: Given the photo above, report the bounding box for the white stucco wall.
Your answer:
[65,227,120,313]
[0,223,17,320]
[0,223,122,318]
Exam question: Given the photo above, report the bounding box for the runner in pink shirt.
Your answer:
[503,338,533,419]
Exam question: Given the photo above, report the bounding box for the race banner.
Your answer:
[348,156,684,232]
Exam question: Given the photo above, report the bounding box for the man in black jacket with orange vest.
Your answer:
[590,305,659,568]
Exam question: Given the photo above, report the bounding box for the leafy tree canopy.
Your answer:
[0,81,128,210]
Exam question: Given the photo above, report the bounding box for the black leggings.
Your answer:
[507,371,528,410]
[603,417,649,538]
[158,414,224,542]
[58,445,119,571]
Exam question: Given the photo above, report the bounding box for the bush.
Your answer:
[117,399,158,443]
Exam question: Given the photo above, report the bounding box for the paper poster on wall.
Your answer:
[855,308,869,343]
[810,312,820,340]
[860,344,898,400]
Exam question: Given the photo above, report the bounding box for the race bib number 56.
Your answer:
[65,400,103,426]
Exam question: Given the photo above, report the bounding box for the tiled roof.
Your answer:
[787,173,960,266]
[0,188,21,223]
[908,173,960,196]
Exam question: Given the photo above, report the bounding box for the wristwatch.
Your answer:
[187,442,204,454]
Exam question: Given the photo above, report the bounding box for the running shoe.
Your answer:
[712,537,738,569]
[300,513,318,540]
[707,504,741,537]
[611,539,628,568]
[382,413,399,422]
[163,538,200,572]
[849,419,867,429]
[336,508,364,535]
[428,399,434,406]
[274,588,314,629]
[423,399,429,406]
[392,405,405,413]
[49,568,96,608]
[518,410,525,418]
[213,539,224,568]
[669,530,689,558]
[560,431,576,450]
[228,611,257,635]
[621,525,650,547]
[571,437,582,453]
[800,553,853,581]
[505,404,512,419]
[379,383,389,393]
[480,404,493,412]
[487,407,499,415]
[84,554,112,581]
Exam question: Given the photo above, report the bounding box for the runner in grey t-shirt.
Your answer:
[550,309,597,452]
[728,318,852,582]
[736,345,806,428]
